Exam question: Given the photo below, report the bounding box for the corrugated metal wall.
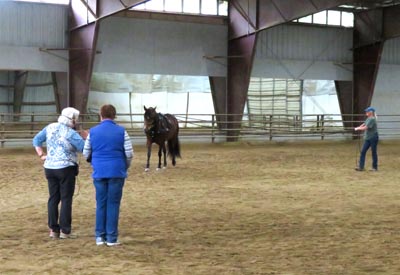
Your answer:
[22,72,57,114]
[0,2,67,115]
[256,24,353,63]
[253,24,353,81]
[0,72,13,113]
[94,16,227,77]
[381,37,400,65]
[0,1,67,48]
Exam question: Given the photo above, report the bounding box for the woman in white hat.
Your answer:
[33,107,88,239]
[354,106,379,171]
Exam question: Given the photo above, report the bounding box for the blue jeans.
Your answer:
[93,178,125,243]
[359,134,379,169]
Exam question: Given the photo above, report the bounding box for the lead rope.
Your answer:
[356,131,361,167]
[74,154,81,197]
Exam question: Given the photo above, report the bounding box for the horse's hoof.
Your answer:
[144,168,150,172]
[162,166,167,169]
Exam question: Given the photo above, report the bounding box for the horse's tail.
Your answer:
[168,135,181,162]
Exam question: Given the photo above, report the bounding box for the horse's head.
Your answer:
[143,106,158,131]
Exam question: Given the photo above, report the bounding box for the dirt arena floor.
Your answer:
[1,140,400,275]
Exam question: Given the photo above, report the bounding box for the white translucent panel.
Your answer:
[183,0,200,13]
[218,0,228,16]
[71,0,96,23]
[313,11,327,24]
[131,3,146,10]
[88,73,214,124]
[13,0,69,4]
[298,15,312,23]
[201,0,217,15]
[165,0,182,12]
[341,12,354,27]
[146,0,164,11]
[327,10,341,26]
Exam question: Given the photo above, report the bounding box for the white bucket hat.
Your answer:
[58,107,80,127]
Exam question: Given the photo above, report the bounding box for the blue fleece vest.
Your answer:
[89,120,127,178]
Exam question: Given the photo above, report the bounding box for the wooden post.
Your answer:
[185,92,189,128]
[129,92,133,129]
[211,114,215,143]
[30,113,34,135]
[1,114,4,148]
[269,115,273,141]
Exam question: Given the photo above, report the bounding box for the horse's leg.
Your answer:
[157,145,162,170]
[145,142,151,172]
[163,142,167,168]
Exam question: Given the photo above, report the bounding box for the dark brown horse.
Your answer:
[143,106,181,171]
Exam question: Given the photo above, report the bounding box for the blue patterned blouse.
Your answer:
[32,122,85,169]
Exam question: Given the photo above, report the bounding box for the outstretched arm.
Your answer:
[354,123,367,131]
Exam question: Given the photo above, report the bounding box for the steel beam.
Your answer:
[383,5,400,39]
[230,0,360,40]
[353,10,384,124]
[229,0,257,39]
[226,0,361,141]
[69,0,148,114]
[13,71,28,118]
[69,22,99,113]
[52,72,68,113]
[70,0,147,30]
[353,9,383,48]
[353,42,383,116]
[334,80,353,130]
[227,34,257,141]
[209,76,227,129]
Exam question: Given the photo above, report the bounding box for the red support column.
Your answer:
[52,72,68,113]
[334,80,353,130]
[383,5,400,39]
[68,0,146,113]
[353,9,384,123]
[209,76,227,129]
[225,0,360,141]
[227,34,257,141]
[69,22,99,113]
[13,71,28,117]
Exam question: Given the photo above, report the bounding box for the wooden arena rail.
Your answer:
[0,112,398,147]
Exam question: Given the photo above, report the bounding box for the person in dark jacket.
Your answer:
[83,104,134,246]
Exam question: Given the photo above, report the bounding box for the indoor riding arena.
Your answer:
[1,141,400,274]
[2,0,400,274]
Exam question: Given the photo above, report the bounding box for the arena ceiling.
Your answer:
[343,0,400,9]
[64,0,400,140]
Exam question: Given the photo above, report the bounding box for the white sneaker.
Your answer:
[59,232,70,239]
[106,241,121,247]
[49,230,59,238]
[96,237,105,246]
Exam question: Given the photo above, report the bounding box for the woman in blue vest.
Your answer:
[83,104,134,246]
[354,106,379,171]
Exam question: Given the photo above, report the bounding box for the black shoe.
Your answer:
[355,167,365,171]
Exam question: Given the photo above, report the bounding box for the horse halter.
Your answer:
[144,109,158,135]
